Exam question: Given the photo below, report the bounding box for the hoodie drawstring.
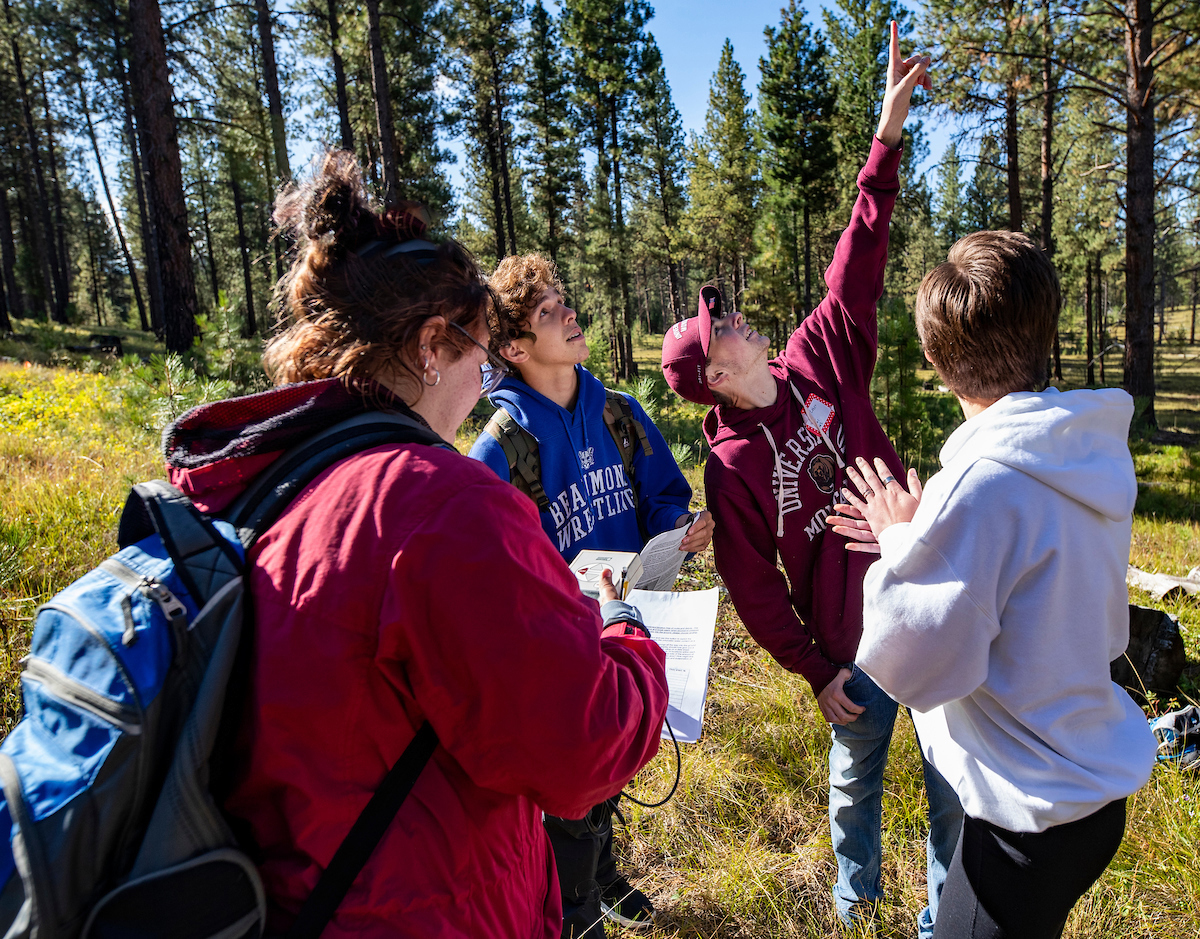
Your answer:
[759,423,787,538]
[791,383,846,468]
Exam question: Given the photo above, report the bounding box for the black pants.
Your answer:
[933,798,1127,939]
[544,801,616,939]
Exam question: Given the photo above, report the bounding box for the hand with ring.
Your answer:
[828,457,923,552]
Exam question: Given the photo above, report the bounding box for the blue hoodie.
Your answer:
[469,365,692,558]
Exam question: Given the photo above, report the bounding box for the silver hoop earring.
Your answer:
[423,367,441,387]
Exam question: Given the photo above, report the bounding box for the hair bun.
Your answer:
[274,150,375,252]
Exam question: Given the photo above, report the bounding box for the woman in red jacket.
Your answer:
[163,151,670,938]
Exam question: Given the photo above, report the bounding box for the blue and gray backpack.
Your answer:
[0,412,445,939]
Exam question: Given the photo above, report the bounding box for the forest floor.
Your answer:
[0,307,1197,937]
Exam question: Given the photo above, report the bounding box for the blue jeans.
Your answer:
[828,666,963,938]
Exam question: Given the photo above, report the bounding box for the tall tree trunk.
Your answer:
[3,0,60,321]
[490,52,517,256]
[255,0,291,187]
[84,209,102,327]
[609,101,635,378]
[128,0,200,353]
[0,184,22,320]
[0,264,8,332]
[111,20,158,333]
[365,0,398,208]
[802,202,813,326]
[1085,255,1095,385]
[1191,268,1196,345]
[1040,0,1061,381]
[227,152,258,339]
[655,158,679,320]
[326,0,354,150]
[195,144,220,307]
[39,70,71,318]
[1004,81,1023,232]
[1099,268,1107,384]
[79,80,148,333]
[482,99,505,259]
[1123,0,1156,424]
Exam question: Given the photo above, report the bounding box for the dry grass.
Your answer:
[0,332,1198,937]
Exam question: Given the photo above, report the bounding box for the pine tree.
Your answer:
[629,37,686,323]
[758,1,835,325]
[965,135,1008,231]
[934,142,966,247]
[522,2,581,269]
[685,40,757,306]
[448,0,523,260]
[823,0,907,216]
[562,0,652,378]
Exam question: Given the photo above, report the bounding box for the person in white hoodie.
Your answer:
[828,230,1156,939]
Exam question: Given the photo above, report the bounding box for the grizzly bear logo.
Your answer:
[807,453,837,494]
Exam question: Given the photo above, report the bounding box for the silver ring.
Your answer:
[882,475,896,485]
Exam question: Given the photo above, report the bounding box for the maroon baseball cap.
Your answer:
[662,285,723,405]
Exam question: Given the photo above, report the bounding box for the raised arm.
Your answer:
[786,22,931,391]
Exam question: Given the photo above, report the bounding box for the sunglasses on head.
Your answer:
[449,321,510,396]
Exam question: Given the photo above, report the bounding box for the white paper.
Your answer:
[626,588,719,743]
[633,524,689,591]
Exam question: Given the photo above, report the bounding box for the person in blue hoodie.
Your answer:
[469,252,713,937]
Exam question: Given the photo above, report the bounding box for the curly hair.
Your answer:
[263,150,494,403]
[485,253,566,358]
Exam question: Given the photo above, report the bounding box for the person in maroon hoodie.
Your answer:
[661,25,960,938]
[162,151,669,939]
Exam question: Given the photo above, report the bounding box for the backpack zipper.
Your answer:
[21,656,143,736]
[99,558,189,648]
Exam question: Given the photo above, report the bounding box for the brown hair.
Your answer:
[486,253,565,356]
[915,230,1061,400]
[264,150,494,402]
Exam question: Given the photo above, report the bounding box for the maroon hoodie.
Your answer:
[704,137,905,696]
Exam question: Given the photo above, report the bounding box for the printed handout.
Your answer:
[626,587,719,743]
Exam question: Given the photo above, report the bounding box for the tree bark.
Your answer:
[110,17,157,333]
[365,0,398,207]
[1191,268,1196,345]
[227,152,258,338]
[803,202,813,326]
[84,208,102,327]
[1122,0,1156,424]
[609,99,635,378]
[1085,255,1095,385]
[255,0,291,188]
[482,98,505,259]
[490,50,517,256]
[326,0,354,150]
[0,184,22,321]
[1004,80,1023,233]
[128,0,200,352]
[1040,0,1061,381]
[79,80,148,334]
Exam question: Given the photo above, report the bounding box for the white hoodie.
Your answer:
[857,388,1156,833]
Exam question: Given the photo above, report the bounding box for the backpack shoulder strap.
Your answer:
[484,407,550,512]
[224,411,449,548]
[285,722,439,939]
[602,390,653,490]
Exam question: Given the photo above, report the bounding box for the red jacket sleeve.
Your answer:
[380,477,669,820]
[784,136,902,394]
[706,455,840,695]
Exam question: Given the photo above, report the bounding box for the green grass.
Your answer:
[0,324,1198,937]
